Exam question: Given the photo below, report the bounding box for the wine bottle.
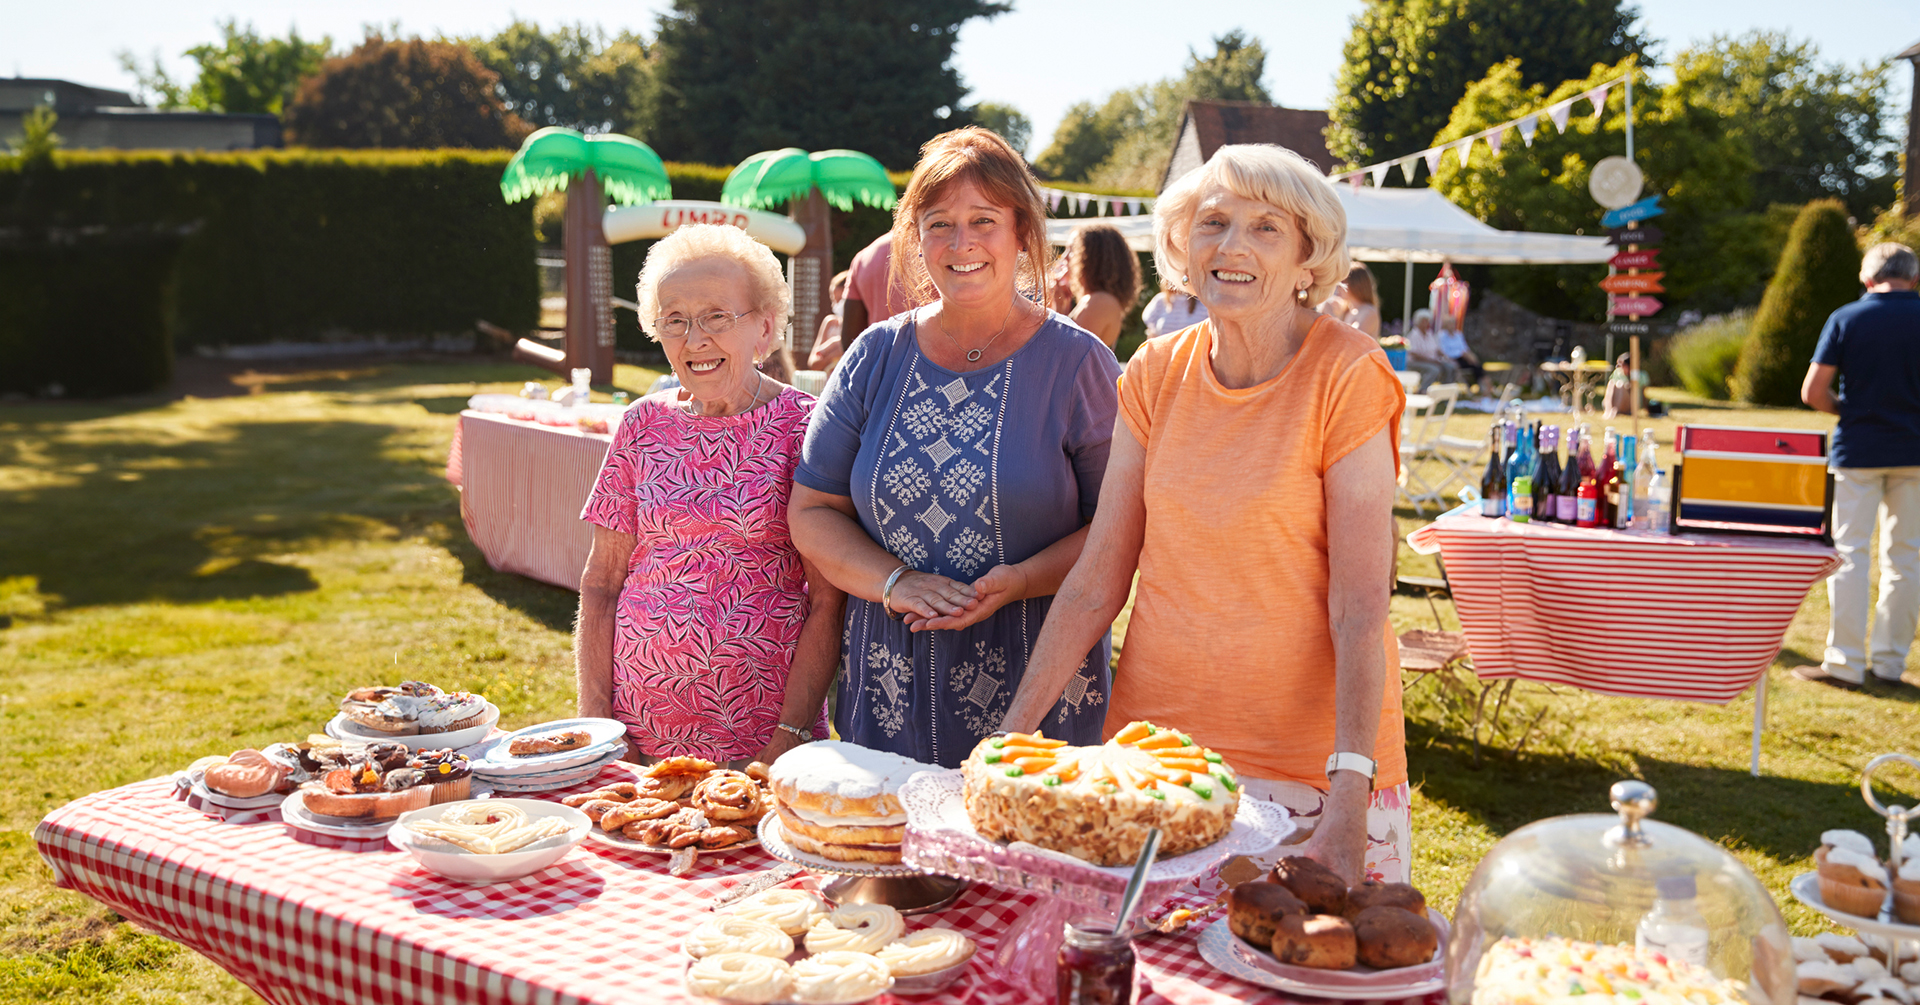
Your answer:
[1600,428,1620,528]
[1533,426,1559,522]
[1481,423,1507,518]
[1575,425,1601,527]
[1553,426,1579,523]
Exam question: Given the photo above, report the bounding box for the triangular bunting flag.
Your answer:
[1347,172,1363,193]
[1073,194,1088,214]
[1586,83,1611,117]
[1423,147,1443,175]
[1518,114,1538,147]
[1110,199,1125,217]
[1126,198,1141,215]
[1369,163,1390,187]
[1485,129,1503,156]
[1398,156,1420,184]
[1046,190,1062,212]
[1452,136,1474,165]
[1548,100,1573,134]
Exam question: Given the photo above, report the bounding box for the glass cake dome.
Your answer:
[1445,781,1794,1005]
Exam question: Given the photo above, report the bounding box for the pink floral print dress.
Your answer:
[580,386,826,760]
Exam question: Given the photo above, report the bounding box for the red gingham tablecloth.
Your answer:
[447,410,612,592]
[35,761,1432,1005]
[1407,514,1839,703]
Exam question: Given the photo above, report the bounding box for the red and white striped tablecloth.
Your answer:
[447,410,611,591]
[35,761,1430,1005]
[1406,514,1839,703]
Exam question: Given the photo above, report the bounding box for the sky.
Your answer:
[8,0,1917,157]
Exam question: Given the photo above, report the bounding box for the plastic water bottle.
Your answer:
[566,368,592,408]
[1636,874,1710,968]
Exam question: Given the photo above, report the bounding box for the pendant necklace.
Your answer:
[943,296,1021,363]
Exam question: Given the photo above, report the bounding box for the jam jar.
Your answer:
[1057,921,1135,1005]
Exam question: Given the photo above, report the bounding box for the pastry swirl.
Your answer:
[685,952,792,1004]
[876,928,977,976]
[805,903,905,955]
[727,888,829,937]
[683,915,793,960]
[788,951,894,1004]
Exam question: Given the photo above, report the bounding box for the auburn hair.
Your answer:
[1067,224,1141,307]
[890,126,1052,308]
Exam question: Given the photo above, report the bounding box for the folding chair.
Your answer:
[1395,370,1422,395]
[1397,383,1464,514]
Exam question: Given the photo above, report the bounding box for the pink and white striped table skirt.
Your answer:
[1406,514,1839,703]
[447,410,611,591]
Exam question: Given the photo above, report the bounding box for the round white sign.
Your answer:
[1589,156,1644,209]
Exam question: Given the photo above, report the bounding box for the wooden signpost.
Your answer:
[1600,195,1665,417]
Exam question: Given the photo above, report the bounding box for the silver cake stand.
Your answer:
[757,815,965,915]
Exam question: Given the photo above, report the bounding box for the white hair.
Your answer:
[634,224,791,340]
[1153,144,1350,307]
[1862,242,1918,285]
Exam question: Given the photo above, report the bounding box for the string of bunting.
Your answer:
[1330,71,1630,190]
[1038,185,1154,217]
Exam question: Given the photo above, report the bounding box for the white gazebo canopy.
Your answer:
[1045,186,1612,266]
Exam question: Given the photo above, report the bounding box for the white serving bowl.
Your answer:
[389,798,590,884]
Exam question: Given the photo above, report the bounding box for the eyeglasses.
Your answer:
[650,309,755,340]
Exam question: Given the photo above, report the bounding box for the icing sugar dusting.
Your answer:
[769,741,932,802]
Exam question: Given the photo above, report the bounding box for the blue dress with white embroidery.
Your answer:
[795,312,1122,768]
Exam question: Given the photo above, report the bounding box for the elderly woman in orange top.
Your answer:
[1000,144,1409,884]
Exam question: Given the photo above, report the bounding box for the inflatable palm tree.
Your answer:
[722,149,897,359]
[500,127,672,383]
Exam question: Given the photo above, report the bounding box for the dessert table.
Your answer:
[446,410,611,591]
[1406,513,1839,774]
[35,762,1436,1005]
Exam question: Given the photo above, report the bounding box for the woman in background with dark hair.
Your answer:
[1064,223,1142,350]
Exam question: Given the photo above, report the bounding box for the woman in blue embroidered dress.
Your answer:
[790,127,1122,768]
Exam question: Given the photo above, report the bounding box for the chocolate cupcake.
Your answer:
[407,748,473,804]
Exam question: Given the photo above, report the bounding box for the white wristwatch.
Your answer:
[1325,751,1378,784]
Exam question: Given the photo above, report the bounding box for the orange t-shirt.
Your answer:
[1105,316,1408,788]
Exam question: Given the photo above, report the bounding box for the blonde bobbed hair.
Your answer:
[1153,144,1350,308]
[635,224,792,341]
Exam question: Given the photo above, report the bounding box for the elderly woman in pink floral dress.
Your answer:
[576,225,845,766]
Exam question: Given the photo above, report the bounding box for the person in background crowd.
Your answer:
[1321,263,1381,338]
[807,270,854,372]
[1064,223,1142,351]
[842,232,916,344]
[1141,284,1208,338]
[1437,318,1484,390]
[1794,242,1920,691]
[999,144,1410,885]
[789,126,1122,768]
[759,341,797,385]
[1402,308,1454,390]
[577,224,844,767]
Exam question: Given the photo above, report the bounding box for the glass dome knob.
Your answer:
[1606,780,1657,847]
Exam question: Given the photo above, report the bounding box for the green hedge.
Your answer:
[0,225,190,395]
[0,150,539,348]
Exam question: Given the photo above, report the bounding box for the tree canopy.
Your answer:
[117,20,332,115]
[969,102,1032,157]
[648,0,1009,169]
[1426,58,1758,319]
[1670,31,1898,220]
[1328,0,1644,168]
[463,21,655,139]
[284,34,531,149]
[1033,30,1268,188]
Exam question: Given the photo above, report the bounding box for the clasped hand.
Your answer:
[890,564,1028,632]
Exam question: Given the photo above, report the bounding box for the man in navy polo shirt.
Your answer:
[1794,243,1920,690]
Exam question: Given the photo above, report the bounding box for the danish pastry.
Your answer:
[203,749,291,798]
[648,755,719,777]
[787,951,894,1004]
[727,888,829,937]
[685,952,792,1004]
[682,915,794,960]
[600,799,678,831]
[805,903,905,955]
[693,771,765,822]
[508,730,591,756]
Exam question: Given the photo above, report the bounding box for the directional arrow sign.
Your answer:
[1610,295,1663,316]
[1606,224,1664,246]
[1600,272,1666,294]
[1608,249,1661,269]
[1601,195,1665,228]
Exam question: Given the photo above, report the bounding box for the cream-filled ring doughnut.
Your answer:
[804,903,905,955]
[684,952,792,1004]
[727,888,829,937]
[876,928,978,976]
[683,915,794,960]
[788,951,895,1004]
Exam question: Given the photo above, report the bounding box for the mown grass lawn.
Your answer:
[1,362,1916,1003]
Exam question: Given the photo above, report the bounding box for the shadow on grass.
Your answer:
[432,512,581,634]
[1407,713,1864,863]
